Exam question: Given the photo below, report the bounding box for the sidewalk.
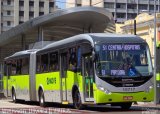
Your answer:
[133,102,160,110]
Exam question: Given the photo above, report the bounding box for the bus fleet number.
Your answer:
[123,87,135,92]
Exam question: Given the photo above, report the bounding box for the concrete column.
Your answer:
[21,34,26,50]
[38,27,44,48]
[148,0,149,12]
[38,27,43,41]
[44,0,49,14]
[114,0,117,22]
[14,0,19,26]
[137,0,139,14]
[34,0,39,17]
[158,0,160,12]
[126,0,128,21]
[24,0,29,22]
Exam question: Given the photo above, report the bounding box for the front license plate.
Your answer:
[123,96,133,101]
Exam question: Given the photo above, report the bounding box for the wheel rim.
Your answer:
[39,91,45,106]
[40,94,44,104]
[12,91,16,102]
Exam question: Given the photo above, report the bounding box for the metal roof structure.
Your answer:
[0,6,115,63]
[0,6,114,46]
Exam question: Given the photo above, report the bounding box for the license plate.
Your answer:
[123,96,133,101]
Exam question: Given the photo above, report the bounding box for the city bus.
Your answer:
[3,33,154,109]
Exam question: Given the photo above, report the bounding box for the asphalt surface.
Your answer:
[0,99,160,114]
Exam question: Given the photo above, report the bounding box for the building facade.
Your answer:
[0,0,56,34]
[120,13,160,65]
[66,0,160,23]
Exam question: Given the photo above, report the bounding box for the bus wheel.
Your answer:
[39,90,46,107]
[12,88,17,103]
[120,102,132,110]
[73,89,83,109]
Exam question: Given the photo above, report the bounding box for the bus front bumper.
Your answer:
[94,88,154,104]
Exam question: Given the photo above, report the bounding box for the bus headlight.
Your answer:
[97,85,111,95]
[105,89,111,95]
[149,85,153,89]
[98,86,105,91]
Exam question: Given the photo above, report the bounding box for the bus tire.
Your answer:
[120,102,132,110]
[12,88,17,103]
[73,89,84,109]
[39,90,46,107]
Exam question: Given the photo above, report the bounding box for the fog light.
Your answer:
[105,89,111,95]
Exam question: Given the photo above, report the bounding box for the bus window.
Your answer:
[16,59,22,75]
[49,52,59,71]
[11,60,16,75]
[21,57,29,74]
[69,48,77,72]
[41,54,49,72]
[77,46,82,72]
[4,62,7,76]
[36,55,41,73]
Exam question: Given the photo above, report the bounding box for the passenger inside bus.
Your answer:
[69,48,77,72]
[16,59,22,74]
[123,55,137,76]
[49,53,58,71]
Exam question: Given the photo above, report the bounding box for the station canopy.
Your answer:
[0,6,115,47]
[0,6,115,62]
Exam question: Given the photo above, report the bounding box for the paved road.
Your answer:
[0,99,159,114]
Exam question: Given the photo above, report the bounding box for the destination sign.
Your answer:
[102,44,141,51]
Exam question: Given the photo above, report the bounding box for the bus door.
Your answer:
[83,54,94,101]
[60,52,68,102]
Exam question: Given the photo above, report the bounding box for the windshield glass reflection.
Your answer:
[95,44,153,77]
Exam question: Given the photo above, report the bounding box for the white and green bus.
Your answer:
[3,33,153,109]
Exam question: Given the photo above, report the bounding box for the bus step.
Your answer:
[85,98,94,102]
[62,101,69,104]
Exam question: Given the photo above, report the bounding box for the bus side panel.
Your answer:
[10,75,30,100]
[3,76,9,97]
[36,72,61,103]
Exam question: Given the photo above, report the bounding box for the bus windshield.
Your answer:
[95,43,153,77]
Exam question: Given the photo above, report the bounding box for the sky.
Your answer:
[55,0,66,9]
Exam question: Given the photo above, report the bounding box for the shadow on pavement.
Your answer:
[7,100,150,113]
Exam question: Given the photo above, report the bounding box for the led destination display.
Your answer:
[102,44,141,51]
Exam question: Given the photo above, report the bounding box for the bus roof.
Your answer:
[39,33,146,52]
[5,33,147,60]
[5,49,38,60]
[90,33,146,44]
